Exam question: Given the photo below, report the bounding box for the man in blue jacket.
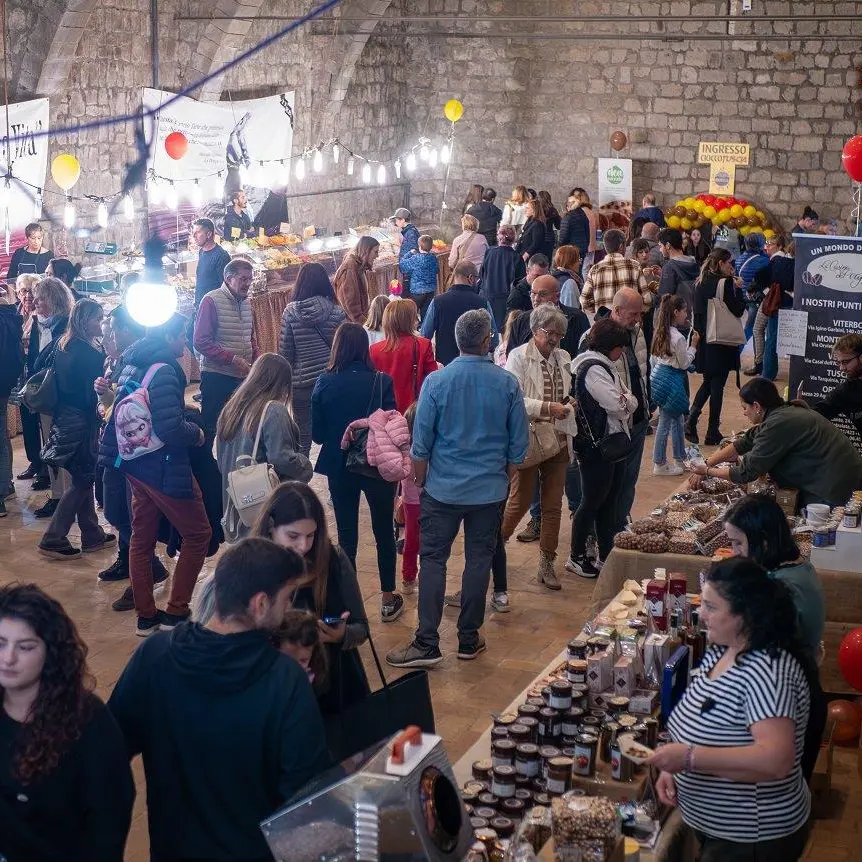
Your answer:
[634,193,666,228]
[735,232,771,343]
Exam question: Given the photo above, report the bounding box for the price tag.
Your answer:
[230,227,241,240]
[279,222,290,235]
[777,309,809,357]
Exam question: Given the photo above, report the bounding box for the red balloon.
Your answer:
[165,131,188,160]
[715,199,729,211]
[842,135,862,183]
[839,627,862,692]
[828,700,862,745]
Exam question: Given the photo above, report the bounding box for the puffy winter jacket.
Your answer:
[279,296,345,389]
[340,408,411,483]
[0,304,24,398]
[98,337,201,498]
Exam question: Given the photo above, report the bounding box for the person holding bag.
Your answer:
[448,214,489,275]
[687,249,746,446]
[216,353,312,543]
[311,322,402,622]
[501,305,573,591]
[650,295,698,476]
[567,319,638,579]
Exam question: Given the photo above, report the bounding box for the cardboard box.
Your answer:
[644,634,670,683]
[629,688,659,716]
[775,487,799,518]
[587,649,613,693]
[589,689,617,710]
[614,656,635,696]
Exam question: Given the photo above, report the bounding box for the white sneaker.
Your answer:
[490,592,510,613]
[653,462,684,477]
[585,535,600,563]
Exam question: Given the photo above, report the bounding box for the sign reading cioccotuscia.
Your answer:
[790,234,862,453]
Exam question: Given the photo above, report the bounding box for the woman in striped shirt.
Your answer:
[649,558,815,862]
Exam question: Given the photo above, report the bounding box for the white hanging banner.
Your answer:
[597,157,633,229]
[0,97,50,274]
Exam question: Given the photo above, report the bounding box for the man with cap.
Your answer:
[391,207,420,300]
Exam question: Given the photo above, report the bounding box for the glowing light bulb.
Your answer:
[148,179,163,206]
[405,152,417,172]
[394,160,402,179]
[377,164,386,185]
[125,281,178,327]
[0,180,9,210]
[313,149,323,172]
[123,194,134,222]
[191,181,203,208]
[278,160,290,186]
[332,144,340,165]
[428,148,438,168]
[97,201,108,228]
[239,163,249,184]
[420,144,429,162]
[33,190,43,220]
[361,163,372,184]
[64,202,76,229]
[347,156,355,176]
[295,157,306,180]
[212,174,225,199]
[441,144,451,164]
[165,183,179,210]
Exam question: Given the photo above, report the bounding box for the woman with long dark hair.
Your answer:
[334,236,380,324]
[311,322,401,621]
[45,258,83,301]
[253,482,370,714]
[686,248,746,446]
[216,353,312,542]
[537,190,561,231]
[515,196,553,262]
[649,559,815,861]
[0,583,134,861]
[279,262,346,454]
[38,299,115,559]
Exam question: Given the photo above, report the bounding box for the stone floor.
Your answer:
[0,366,859,861]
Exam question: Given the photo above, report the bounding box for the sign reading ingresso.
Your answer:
[697,142,751,166]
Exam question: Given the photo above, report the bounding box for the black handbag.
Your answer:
[324,633,436,764]
[576,400,633,463]
[345,372,383,478]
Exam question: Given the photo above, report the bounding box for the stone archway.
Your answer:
[35,0,99,96]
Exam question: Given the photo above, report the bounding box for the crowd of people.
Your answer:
[0,189,855,861]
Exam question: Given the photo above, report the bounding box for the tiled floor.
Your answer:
[1,365,858,860]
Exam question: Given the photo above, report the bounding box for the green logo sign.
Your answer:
[606,165,624,185]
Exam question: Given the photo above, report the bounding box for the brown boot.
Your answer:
[538,551,561,590]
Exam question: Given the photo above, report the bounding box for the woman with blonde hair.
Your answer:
[552,245,583,309]
[570,188,599,276]
[38,299,116,558]
[502,185,529,233]
[448,213,489,270]
[369,298,437,413]
[559,193,590,262]
[334,235,380,324]
[216,352,312,542]
[253,481,370,715]
[364,294,390,346]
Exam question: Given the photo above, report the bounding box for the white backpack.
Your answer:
[221,401,280,536]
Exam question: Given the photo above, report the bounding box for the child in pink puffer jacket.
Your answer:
[340,408,411,483]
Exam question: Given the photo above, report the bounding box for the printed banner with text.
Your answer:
[142,88,295,250]
[0,97,50,277]
[790,234,862,454]
[597,157,633,229]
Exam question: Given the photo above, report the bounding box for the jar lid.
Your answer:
[516,742,539,756]
[519,716,538,729]
[581,715,600,726]
[564,706,585,718]
[539,707,558,718]
[473,758,493,770]
[551,679,573,692]
[493,764,516,778]
[493,738,516,751]
[511,790,531,804]
[609,696,630,706]
[575,732,598,744]
[474,806,497,819]
[470,816,489,830]
[539,745,561,758]
[549,756,574,769]
[508,723,530,738]
[602,721,620,732]
[491,816,514,837]
[517,703,540,716]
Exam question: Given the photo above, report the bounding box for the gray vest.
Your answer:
[200,285,254,378]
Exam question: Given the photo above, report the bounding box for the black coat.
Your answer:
[509,303,590,367]
[0,305,24,398]
[558,208,590,258]
[515,217,553,261]
[506,277,533,313]
[28,315,69,376]
[693,275,746,377]
[466,201,503,246]
[479,245,526,301]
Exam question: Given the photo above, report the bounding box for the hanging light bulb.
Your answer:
[63,200,76,229]
[278,160,290,186]
[313,149,323,173]
[377,164,386,185]
[394,160,402,179]
[440,144,451,164]
[332,143,340,165]
[295,156,306,180]
[165,183,179,210]
[239,163,249,184]
[347,156,355,176]
[148,178,163,206]
[361,163,372,184]
[405,152,417,172]
[420,143,430,162]
[213,173,225,200]
[428,148,438,168]
[33,189,43,220]
[97,201,108,228]
[191,181,203,208]
[0,179,10,211]
[123,193,134,222]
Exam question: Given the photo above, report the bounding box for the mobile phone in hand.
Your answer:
[322,616,346,626]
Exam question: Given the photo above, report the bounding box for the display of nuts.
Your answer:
[702,531,732,554]
[630,518,666,535]
[613,531,640,550]
[668,533,698,555]
[695,519,725,544]
[692,502,722,523]
[638,532,670,553]
[701,477,736,494]
[666,499,689,512]
[664,511,696,529]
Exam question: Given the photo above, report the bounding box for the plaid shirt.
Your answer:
[580,253,651,315]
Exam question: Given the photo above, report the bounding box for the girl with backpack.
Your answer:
[650,295,699,476]
[38,299,116,559]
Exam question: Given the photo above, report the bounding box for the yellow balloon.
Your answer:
[443,99,464,123]
[743,204,756,218]
[703,205,717,220]
[739,225,752,236]
[716,208,730,224]
[749,225,764,234]
[764,228,776,239]
[755,210,766,221]
[730,204,744,218]
[692,200,705,213]
[682,197,694,209]
[666,215,681,229]
[51,153,81,191]
[680,217,693,231]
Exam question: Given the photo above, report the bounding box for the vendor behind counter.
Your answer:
[689,377,862,509]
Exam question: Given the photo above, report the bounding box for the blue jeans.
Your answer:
[0,400,11,492]
[614,420,648,533]
[529,457,583,519]
[653,409,686,465]
[743,301,759,344]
